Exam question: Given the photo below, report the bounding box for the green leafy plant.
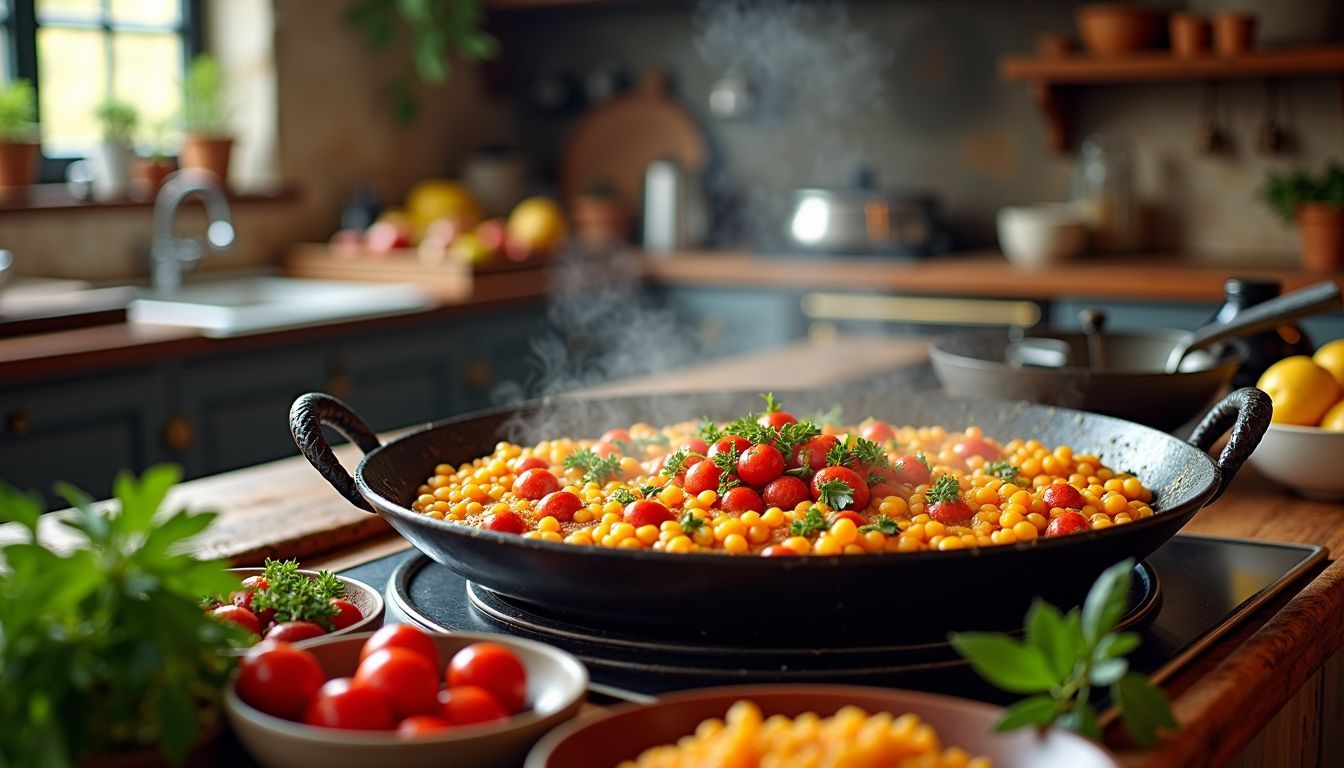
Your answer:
[0,465,246,767]
[182,54,230,135]
[0,79,38,142]
[248,558,344,629]
[94,98,139,144]
[346,0,499,122]
[950,559,1176,747]
[141,118,177,162]
[1261,163,1344,223]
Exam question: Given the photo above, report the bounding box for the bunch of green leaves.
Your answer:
[698,417,724,443]
[859,516,900,535]
[949,559,1176,746]
[182,55,229,135]
[563,448,621,485]
[345,0,499,122]
[925,474,961,504]
[249,559,343,629]
[789,507,828,538]
[711,444,742,496]
[985,460,1023,486]
[0,465,246,768]
[660,447,700,478]
[1261,162,1344,223]
[0,79,37,142]
[94,98,139,144]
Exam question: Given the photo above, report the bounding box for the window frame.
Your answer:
[2,0,203,183]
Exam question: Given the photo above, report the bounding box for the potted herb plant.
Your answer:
[1261,163,1344,273]
[133,118,176,201]
[0,465,248,767]
[180,54,232,184]
[0,79,39,191]
[91,98,139,200]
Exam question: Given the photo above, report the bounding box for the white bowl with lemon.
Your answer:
[1251,339,1344,500]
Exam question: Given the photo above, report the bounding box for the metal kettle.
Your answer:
[785,168,947,256]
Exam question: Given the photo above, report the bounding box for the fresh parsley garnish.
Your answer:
[699,417,723,442]
[949,559,1176,747]
[914,450,932,470]
[251,558,343,630]
[678,510,705,533]
[850,437,890,468]
[824,441,851,467]
[814,478,855,510]
[925,474,962,504]
[720,416,774,446]
[774,420,821,457]
[564,448,622,485]
[711,444,740,472]
[859,516,900,535]
[789,507,828,537]
[611,488,638,505]
[760,392,783,413]
[661,448,699,477]
[638,483,661,498]
[986,460,1023,486]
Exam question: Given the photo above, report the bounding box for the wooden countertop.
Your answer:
[4,337,1344,766]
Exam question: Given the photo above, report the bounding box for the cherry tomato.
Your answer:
[360,624,442,671]
[512,468,560,501]
[792,435,839,471]
[760,545,798,557]
[511,456,549,474]
[241,575,269,591]
[266,621,327,643]
[236,641,326,721]
[213,604,260,635]
[329,599,364,631]
[681,438,709,456]
[1043,483,1085,510]
[675,454,705,483]
[1046,510,1090,537]
[762,476,810,510]
[869,482,900,501]
[593,441,621,458]
[447,642,528,713]
[303,677,396,731]
[860,421,895,443]
[624,499,674,528]
[720,486,764,514]
[354,647,441,718]
[757,411,797,429]
[811,466,870,511]
[397,715,455,737]
[929,499,974,524]
[438,685,509,726]
[891,455,931,487]
[707,435,752,459]
[600,428,633,445]
[682,459,723,496]
[483,508,528,535]
[953,436,999,463]
[830,510,867,527]
[737,444,785,487]
[536,491,583,523]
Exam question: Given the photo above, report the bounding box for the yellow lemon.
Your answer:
[406,179,482,232]
[507,197,568,255]
[1312,339,1344,390]
[1257,356,1341,425]
[1321,399,1344,431]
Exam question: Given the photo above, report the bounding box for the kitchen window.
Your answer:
[2,0,202,181]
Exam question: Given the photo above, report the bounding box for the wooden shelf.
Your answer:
[1000,45,1344,152]
[0,182,301,215]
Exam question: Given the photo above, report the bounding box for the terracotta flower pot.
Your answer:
[1169,13,1211,57]
[0,140,39,190]
[570,194,630,249]
[180,134,233,186]
[131,157,176,201]
[1295,203,1344,273]
[1213,12,1257,56]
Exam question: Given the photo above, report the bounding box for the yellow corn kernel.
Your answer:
[829,518,859,546]
[658,485,685,507]
[633,524,658,545]
[924,520,946,538]
[1026,512,1047,530]
[861,530,886,551]
[1012,521,1038,541]
[537,516,561,533]
[665,535,694,554]
[609,522,636,541]
[660,520,683,535]
[782,536,813,555]
[938,536,966,551]
[722,533,749,554]
[747,523,771,544]
[538,531,563,542]
[762,507,786,527]
[618,537,642,549]
[842,543,865,555]
[813,536,843,556]
[740,510,762,526]
[465,501,484,516]
[572,509,593,524]
[878,497,907,517]
[1102,492,1129,515]
[714,517,746,540]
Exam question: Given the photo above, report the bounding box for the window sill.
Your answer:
[0,183,301,215]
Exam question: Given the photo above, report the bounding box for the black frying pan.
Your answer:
[291,387,1270,636]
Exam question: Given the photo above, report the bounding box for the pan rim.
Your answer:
[929,327,1247,376]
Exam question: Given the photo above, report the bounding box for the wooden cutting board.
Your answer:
[283,244,552,304]
[561,69,707,211]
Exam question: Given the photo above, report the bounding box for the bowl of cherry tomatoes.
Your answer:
[223,625,589,768]
[206,561,384,648]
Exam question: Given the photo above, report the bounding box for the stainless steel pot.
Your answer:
[785,170,946,255]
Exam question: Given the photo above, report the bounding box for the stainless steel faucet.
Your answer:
[150,170,236,293]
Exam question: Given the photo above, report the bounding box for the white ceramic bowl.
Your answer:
[1249,423,1344,500]
[997,204,1088,271]
[225,568,384,646]
[225,630,588,768]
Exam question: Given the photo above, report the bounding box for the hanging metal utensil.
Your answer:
[1197,83,1228,155]
[1257,80,1286,155]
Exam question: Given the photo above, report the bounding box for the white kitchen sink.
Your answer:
[127,276,435,337]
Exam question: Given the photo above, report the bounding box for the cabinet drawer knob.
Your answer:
[6,409,30,437]
[466,359,493,389]
[163,415,196,454]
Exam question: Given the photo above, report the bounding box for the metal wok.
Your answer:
[291,387,1270,637]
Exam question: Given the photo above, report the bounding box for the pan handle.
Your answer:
[1186,387,1273,504]
[290,392,382,513]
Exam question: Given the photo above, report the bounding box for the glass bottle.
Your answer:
[1210,278,1315,388]
[1071,136,1140,253]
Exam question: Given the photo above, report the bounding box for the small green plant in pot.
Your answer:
[180,54,233,184]
[133,118,178,200]
[0,78,39,189]
[91,98,139,200]
[1261,163,1344,273]
[0,465,249,767]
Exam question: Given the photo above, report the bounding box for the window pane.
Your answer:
[36,0,102,23]
[112,31,181,131]
[110,0,179,26]
[37,26,106,153]
[0,29,8,83]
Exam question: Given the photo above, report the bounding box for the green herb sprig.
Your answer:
[949,559,1176,746]
[611,488,638,505]
[859,516,900,535]
[789,507,828,538]
[249,559,344,630]
[678,510,705,533]
[661,448,700,477]
[563,448,622,485]
[925,474,962,504]
[986,460,1023,486]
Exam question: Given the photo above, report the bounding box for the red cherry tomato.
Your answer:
[860,421,895,443]
[830,510,867,527]
[682,460,723,496]
[929,499,974,524]
[212,604,260,635]
[438,685,509,726]
[511,456,549,474]
[360,624,442,671]
[447,642,528,713]
[536,491,583,523]
[329,599,364,631]
[236,641,326,721]
[397,715,455,737]
[868,482,899,501]
[737,444,785,487]
[707,435,752,459]
[600,428,633,445]
[265,621,327,643]
[512,468,560,501]
[762,476,811,510]
[624,499,674,528]
[676,454,705,482]
[241,575,269,591]
[953,436,999,463]
[354,647,441,718]
[760,545,798,557]
[891,455,932,487]
[681,438,709,456]
[720,486,764,514]
[757,411,797,428]
[1046,510,1090,537]
[1043,483,1085,510]
[792,435,839,471]
[593,441,621,458]
[303,677,396,731]
[483,508,528,535]
[810,466,870,511]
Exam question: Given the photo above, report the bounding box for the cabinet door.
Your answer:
[453,306,549,413]
[0,370,166,505]
[333,326,457,432]
[665,287,804,360]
